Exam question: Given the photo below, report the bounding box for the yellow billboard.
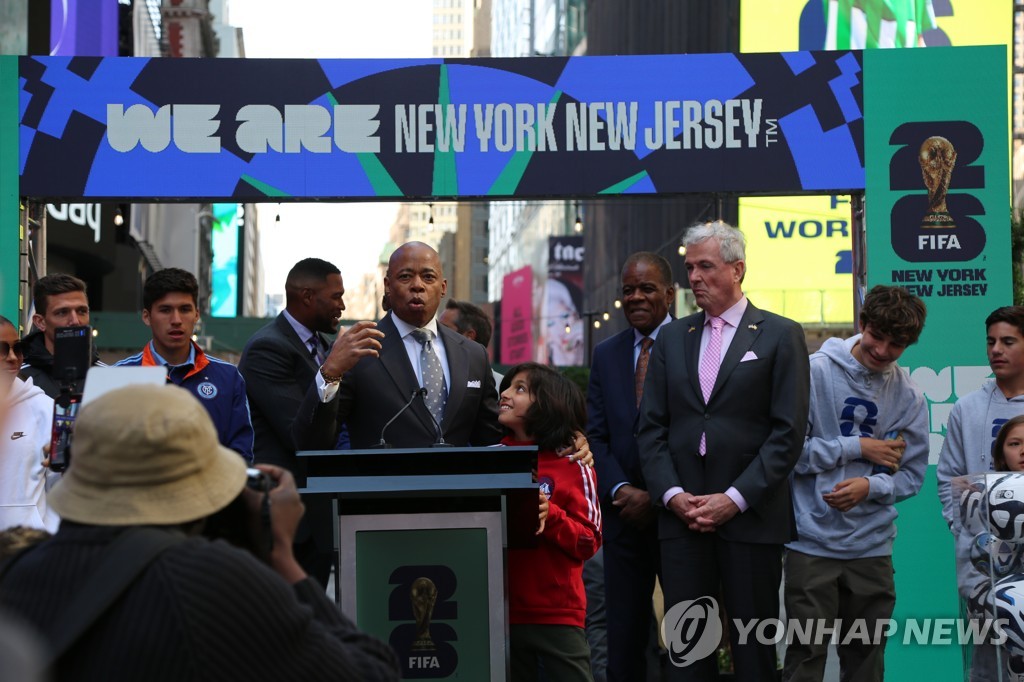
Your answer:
[739,195,855,324]
[739,0,1012,325]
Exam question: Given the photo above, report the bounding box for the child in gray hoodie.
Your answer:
[783,285,928,682]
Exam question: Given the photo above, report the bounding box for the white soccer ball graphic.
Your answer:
[994,573,1024,656]
[961,485,988,535]
[989,475,1024,543]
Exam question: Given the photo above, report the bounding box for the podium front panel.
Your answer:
[339,511,506,681]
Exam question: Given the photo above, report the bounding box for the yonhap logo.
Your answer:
[661,596,722,668]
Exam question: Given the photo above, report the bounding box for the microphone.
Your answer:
[421,389,448,447]
[374,388,425,448]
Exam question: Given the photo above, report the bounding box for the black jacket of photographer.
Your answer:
[0,523,401,681]
[18,330,104,400]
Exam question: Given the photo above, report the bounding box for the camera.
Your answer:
[49,325,93,473]
[246,467,276,493]
[203,467,276,562]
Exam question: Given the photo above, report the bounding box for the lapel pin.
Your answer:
[748,324,758,330]
[688,326,696,333]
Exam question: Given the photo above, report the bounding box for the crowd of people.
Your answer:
[0,222,1018,681]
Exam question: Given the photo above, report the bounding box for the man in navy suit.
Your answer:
[588,252,675,682]
[638,221,809,680]
[293,242,503,450]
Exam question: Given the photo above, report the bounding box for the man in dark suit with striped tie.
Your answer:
[588,252,675,682]
[239,258,383,584]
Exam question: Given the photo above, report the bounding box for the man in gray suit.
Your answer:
[239,258,382,583]
[637,221,810,680]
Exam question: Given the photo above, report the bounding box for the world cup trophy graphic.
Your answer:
[918,136,957,229]
[410,577,438,651]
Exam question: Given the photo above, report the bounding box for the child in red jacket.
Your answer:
[498,362,602,682]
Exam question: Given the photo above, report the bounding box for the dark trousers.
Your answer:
[510,623,594,682]
[782,551,895,682]
[604,512,661,682]
[661,532,782,681]
[293,493,334,587]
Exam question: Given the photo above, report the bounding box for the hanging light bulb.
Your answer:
[428,203,434,225]
[113,207,124,227]
[614,299,622,309]
[573,200,583,232]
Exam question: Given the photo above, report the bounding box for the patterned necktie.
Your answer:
[698,316,724,455]
[308,335,323,366]
[635,336,654,408]
[411,328,447,430]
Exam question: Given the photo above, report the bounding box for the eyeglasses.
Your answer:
[1,341,25,358]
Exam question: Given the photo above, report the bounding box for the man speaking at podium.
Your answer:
[293,241,504,451]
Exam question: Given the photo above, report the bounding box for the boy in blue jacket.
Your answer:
[116,268,254,461]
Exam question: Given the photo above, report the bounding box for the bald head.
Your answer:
[385,242,447,328]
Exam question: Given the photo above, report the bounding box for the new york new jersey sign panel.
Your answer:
[16,52,865,200]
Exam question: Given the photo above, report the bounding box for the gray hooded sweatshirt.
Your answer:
[787,335,928,559]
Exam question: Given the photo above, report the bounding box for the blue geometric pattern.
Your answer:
[16,52,867,199]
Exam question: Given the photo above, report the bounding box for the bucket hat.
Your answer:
[49,383,247,525]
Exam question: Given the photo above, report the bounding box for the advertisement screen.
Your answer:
[211,203,240,318]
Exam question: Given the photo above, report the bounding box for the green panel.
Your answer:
[432,65,458,196]
[0,56,19,322]
[864,46,1010,678]
[356,528,491,680]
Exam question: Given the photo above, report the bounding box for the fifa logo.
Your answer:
[888,121,986,263]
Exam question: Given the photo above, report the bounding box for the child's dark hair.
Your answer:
[993,415,1024,471]
[499,362,586,451]
[859,285,927,346]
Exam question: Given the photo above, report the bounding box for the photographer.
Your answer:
[0,384,400,681]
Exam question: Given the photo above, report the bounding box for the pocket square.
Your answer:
[467,380,481,388]
[740,351,758,362]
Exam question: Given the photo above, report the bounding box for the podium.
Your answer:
[298,446,538,681]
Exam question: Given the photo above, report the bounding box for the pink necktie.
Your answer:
[699,316,724,455]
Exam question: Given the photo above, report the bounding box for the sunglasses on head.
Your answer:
[1,340,24,357]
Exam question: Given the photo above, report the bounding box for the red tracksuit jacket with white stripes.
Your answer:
[503,436,602,628]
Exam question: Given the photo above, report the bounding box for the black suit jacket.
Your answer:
[588,326,656,544]
[636,301,810,545]
[238,313,322,479]
[588,327,649,503]
[293,313,503,450]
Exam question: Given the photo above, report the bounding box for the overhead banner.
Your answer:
[18,52,865,200]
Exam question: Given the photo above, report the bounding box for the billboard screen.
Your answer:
[210,203,240,318]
